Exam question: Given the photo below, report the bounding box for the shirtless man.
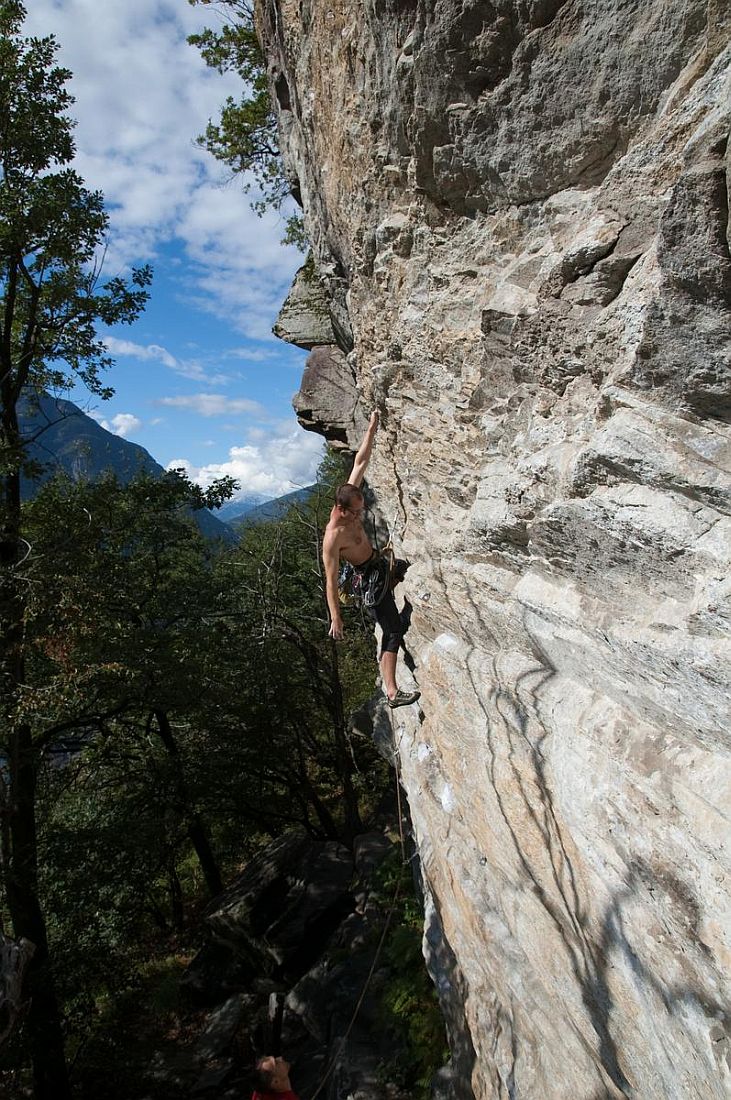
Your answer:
[251,1055,298,1100]
[322,411,420,709]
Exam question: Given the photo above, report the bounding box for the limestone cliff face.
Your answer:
[257,2,731,1096]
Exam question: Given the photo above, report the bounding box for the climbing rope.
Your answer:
[394,731,407,866]
[307,442,414,1098]
[308,751,408,1100]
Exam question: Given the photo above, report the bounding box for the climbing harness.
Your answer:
[362,548,395,609]
[337,553,395,611]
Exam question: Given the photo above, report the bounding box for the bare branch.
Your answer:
[0,934,36,1046]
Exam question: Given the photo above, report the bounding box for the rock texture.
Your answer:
[293,344,364,447]
[184,832,355,999]
[257,1,731,1097]
[273,259,337,348]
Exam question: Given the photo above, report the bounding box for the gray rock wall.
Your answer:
[257,1,731,1096]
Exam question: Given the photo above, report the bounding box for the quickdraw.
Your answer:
[338,548,396,609]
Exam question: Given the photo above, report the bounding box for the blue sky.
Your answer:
[28,0,324,501]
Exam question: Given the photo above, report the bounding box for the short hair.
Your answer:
[335,483,364,510]
[253,1057,275,1091]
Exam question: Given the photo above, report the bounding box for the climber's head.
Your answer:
[335,482,365,519]
[253,1055,291,1093]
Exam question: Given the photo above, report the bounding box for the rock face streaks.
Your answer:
[257,1,731,1096]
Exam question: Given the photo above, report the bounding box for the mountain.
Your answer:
[210,492,271,525]
[18,393,235,543]
[230,485,317,530]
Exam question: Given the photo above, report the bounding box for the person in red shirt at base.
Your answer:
[251,1054,299,1100]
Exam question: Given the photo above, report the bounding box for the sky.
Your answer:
[26,0,324,502]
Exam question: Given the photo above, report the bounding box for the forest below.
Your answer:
[3,451,433,1098]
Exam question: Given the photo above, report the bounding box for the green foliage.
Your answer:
[0,10,152,1090]
[207,452,384,841]
[20,470,231,731]
[0,453,391,1091]
[187,0,306,249]
[0,471,232,1083]
[0,435,446,1097]
[65,951,190,1100]
[38,766,157,1022]
[140,955,188,1016]
[281,212,309,251]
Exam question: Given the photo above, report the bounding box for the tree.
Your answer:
[188,0,307,249]
[0,4,150,1096]
[22,472,234,901]
[211,455,384,845]
[0,471,238,1090]
[0,450,386,1093]
[15,460,383,1091]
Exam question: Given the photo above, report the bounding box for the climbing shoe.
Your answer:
[387,689,421,709]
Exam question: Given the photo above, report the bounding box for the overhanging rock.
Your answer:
[293,345,366,450]
[273,258,336,350]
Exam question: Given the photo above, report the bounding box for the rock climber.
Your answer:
[251,1054,299,1100]
[322,410,420,710]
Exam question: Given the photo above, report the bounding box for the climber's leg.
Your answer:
[380,649,399,698]
[374,591,420,706]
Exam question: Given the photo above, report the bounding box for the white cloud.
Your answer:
[224,346,281,363]
[168,429,323,499]
[157,393,264,417]
[167,458,195,476]
[104,335,232,384]
[27,0,302,336]
[105,336,178,369]
[91,411,143,439]
[176,182,301,339]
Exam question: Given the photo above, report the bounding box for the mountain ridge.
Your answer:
[18,393,234,543]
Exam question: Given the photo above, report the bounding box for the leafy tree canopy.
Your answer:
[0,439,399,1095]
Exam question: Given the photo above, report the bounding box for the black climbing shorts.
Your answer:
[367,587,403,655]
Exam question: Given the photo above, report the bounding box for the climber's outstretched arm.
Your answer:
[323,531,344,639]
[350,411,379,488]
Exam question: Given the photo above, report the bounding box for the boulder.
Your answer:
[205,831,355,980]
[194,994,252,1065]
[179,941,258,1008]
